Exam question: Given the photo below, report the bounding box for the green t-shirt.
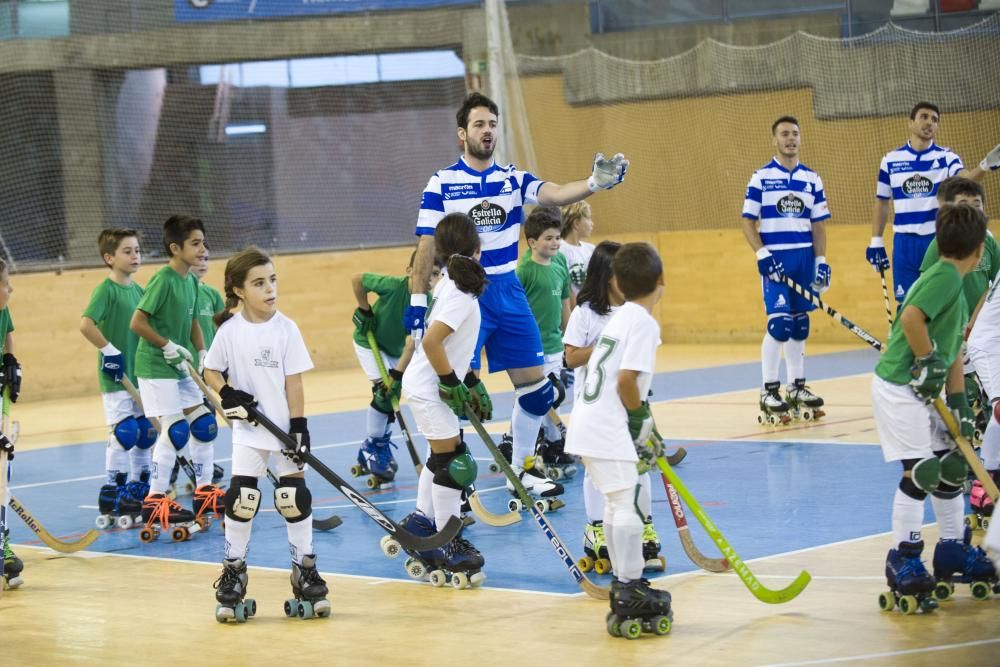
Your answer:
[919,232,1000,317]
[0,307,13,354]
[876,261,967,385]
[134,265,199,380]
[517,254,570,355]
[190,281,225,357]
[83,278,145,393]
[352,274,410,359]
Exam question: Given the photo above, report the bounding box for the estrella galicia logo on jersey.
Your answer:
[776,194,805,217]
[253,347,279,369]
[469,200,507,233]
[902,174,933,198]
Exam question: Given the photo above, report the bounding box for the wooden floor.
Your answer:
[4,344,1000,667]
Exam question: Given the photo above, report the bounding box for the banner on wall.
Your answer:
[176,0,476,22]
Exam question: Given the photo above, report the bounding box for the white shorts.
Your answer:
[137,376,204,419]
[542,352,562,378]
[968,343,1000,402]
[231,443,304,478]
[581,456,639,494]
[407,395,460,441]
[871,376,952,462]
[352,341,399,383]
[102,390,143,426]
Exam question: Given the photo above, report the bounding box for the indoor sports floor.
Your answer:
[4,344,999,666]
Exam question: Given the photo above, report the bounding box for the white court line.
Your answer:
[758,638,1000,667]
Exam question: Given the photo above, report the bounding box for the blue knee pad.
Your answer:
[186,404,218,443]
[515,378,555,417]
[166,417,190,450]
[136,416,157,450]
[790,313,809,341]
[766,315,793,343]
[112,416,140,451]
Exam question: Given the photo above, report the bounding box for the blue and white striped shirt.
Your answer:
[876,142,963,236]
[742,159,831,251]
[417,156,544,276]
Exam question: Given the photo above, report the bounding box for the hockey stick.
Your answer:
[366,331,423,475]
[464,406,609,600]
[782,276,884,351]
[660,472,728,573]
[121,377,199,494]
[879,269,894,329]
[264,469,343,531]
[467,489,521,527]
[666,447,687,466]
[244,402,462,552]
[931,398,1000,502]
[1,390,9,594]
[656,451,811,603]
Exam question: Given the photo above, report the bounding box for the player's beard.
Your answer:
[467,136,496,161]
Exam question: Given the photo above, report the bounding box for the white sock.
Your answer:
[982,409,1000,469]
[605,487,644,582]
[784,338,805,384]
[129,448,152,481]
[542,416,561,442]
[892,487,926,547]
[415,465,435,518]
[366,406,390,441]
[637,473,652,518]
[224,518,253,560]
[286,518,313,564]
[583,470,605,523]
[431,483,463,531]
[930,493,965,541]
[105,439,129,483]
[511,403,544,466]
[761,332,782,385]
[189,440,215,486]
[150,438,179,495]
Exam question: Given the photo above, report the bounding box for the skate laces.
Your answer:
[299,563,326,587]
[2,533,14,561]
[214,563,243,591]
[897,554,930,580]
[373,438,397,467]
[642,522,658,542]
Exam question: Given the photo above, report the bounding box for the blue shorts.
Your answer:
[762,247,816,315]
[471,271,544,373]
[892,233,934,303]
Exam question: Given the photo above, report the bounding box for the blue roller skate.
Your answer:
[397,512,486,590]
[879,540,938,614]
[96,472,143,530]
[351,433,398,489]
[932,527,1000,601]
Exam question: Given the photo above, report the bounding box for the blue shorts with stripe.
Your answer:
[891,233,934,303]
[471,271,544,373]
[762,247,817,315]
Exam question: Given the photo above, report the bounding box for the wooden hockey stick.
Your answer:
[932,398,1000,502]
[467,489,521,527]
[660,473,729,573]
[367,331,423,475]
[879,269,895,330]
[666,447,687,466]
[782,276,884,351]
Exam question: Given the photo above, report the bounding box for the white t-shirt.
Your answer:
[969,279,1000,350]
[403,276,482,403]
[562,302,618,401]
[565,302,660,462]
[204,311,313,452]
[559,241,595,295]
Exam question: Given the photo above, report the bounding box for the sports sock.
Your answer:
[510,403,544,466]
[189,440,215,486]
[224,518,252,561]
[583,471,605,523]
[150,438,179,495]
[784,338,805,384]
[366,406,390,441]
[930,493,964,541]
[892,487,926,548]
[129,447,152,481]
[415,465,435,518]
[106,439,129,483]
[761,333,782,385]
[285,517,313,564]
[431,483,463,533]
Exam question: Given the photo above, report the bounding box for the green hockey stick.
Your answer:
[367,331,423,475]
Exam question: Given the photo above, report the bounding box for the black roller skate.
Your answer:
[642,519,666,572]
[785,378,825,421]
[212,463,225,486]
[879,540,938,614]
[139,493,201,543]
[193,483,225,530]
[488,433,514,473]
[285,554,331,619]
[606,578,673,639]
[966,472,997,531]
[351,434,398,489]
[96,472,143,530]
[2,528,24,590]
[397,512,486,590]
[536,424,578,481]
[758,381,792,426]
[214,558,257,623]
[577,520,611,574]
[932,528,1000,601]
[506,456,565,513]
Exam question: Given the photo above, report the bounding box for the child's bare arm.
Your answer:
[79,317,109,349]
[130,309,168,348]
[351,273,371,310]
[617,369,642,411]
[564,344,591,369]
[899,305,933,357]
[204,369,225,394]
[285,373,305,419]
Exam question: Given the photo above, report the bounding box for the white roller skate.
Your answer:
[758,381,792,426]
[506,456,565,513]
[785,378,825,421]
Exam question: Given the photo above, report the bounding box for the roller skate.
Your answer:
[536,425,578,481]
[139,492,201,543]
[785,378,825,421]
[2,528,24,590]
[758,381,792,426]
[577,520,611,574]
[606,578,673,639]
[878,540,938,614]
[214,558,257,623]
[966,473,996,531]
[285,554,331,619]
[488,433,513,474]
[212,463,225,486]
[96,472,143,530]
[642,519,666,572]
[193,483,225,530]
[506,456,565,513]
[396,512,486,589]
[351,434,398,489]
[931,528,1000,601]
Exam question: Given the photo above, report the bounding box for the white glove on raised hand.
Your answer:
[197,349,208,375]
[980,143,1000,171]
[587,152,629,192]
[161,340,193,371]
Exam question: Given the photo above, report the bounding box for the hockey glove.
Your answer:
[811,257,832,294]
[404,294,428,343]
[352,306,376,336]
[0,430,13,461]
[161,340,193,373]
[438,371,471,419]
[627,403,654,448]
[197,349,207,375]
[866,238,890,272]
[560,357,574,392]
[100,342,124,383]
[464,371,493,421]
[219,384,258,423]
[755,248,785,282]
[0,352,21,403]
[979,142,1000,172]
[909,348,948,403]
[373,369,402,414]
[587,152,629,192]
[286,417,310,466]
[947,391,975,441]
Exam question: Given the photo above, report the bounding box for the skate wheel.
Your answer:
[429,570,447,588]
[405,557,427,580]
[920,597,938,612]
[95,514,112,530]
[366,476,379,490]
[284,599,298,617]
[233,603,248,623]
[139,527,156,543]
[171,526,189,542]
[971,581,991,600]
[298,600,314,619]
[313,600,331,618]
[877,591,894,612]
[246,598,257,616]
[195,515,210,530]
[116,514,134,530]
[488,463,500,474]
[215,605,235,623]
[652,615,672,636]
[594,558,612,575]
[451,572,470,590]
[533,499,547,514]
[606,612,622,638]
[964,514,976,530]
[380,535,401,559]
[898,595,917,615]
[622,618,642,640]
[565,465,578,478]
[933,581,953,601]
[757,414,765,425]
[577,556,594,573]
[801,409,812,421]
[507,499,522,512]
[549,468,563,481]
[350,464,364,477]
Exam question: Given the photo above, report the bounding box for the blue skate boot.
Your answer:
[96,472,142,530]
[397,512,486,589]
[932,527,1000,601]
[879,540,938,614]
[351,432,399,489]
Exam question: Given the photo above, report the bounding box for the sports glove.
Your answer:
[373,368,403,414]
[866,237,890,272]
[100,342,124,383]
[627,403,654,447]
[438,371,471,419]
[755,248,785,282]
[464,371,493,421]
[352,306,375,336]
[811,256,832,294]
[560,358,574,392]
[587,152,629,192]
[0,430,13,461]
[0,352,22,403]
[286,416,310,466]
[909,348,948,403]
[219,384,258,422]
[161,340,193,372]
[197,349,207,375]
[404,293,428,343]
[947,391,975,441]
[979,143,1000,171]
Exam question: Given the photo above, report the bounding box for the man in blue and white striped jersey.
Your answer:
[405,92,627,500]
[868,101,1000,302]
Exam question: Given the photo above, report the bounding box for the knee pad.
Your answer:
[547,372,566,410]
[430,443,478,490]
[186,404,218,443]
[898,475,928,501]
[515,378,555,417]
[274,476,312,523]
[937,449,968,487]
[766,315,793,343]
[790,313,809,341]
[136,416,157,450]
[165,416,190,450]
[932,482,963,500]
[903,456,940,494]
[111,416,140,452]
[224,476,262,522]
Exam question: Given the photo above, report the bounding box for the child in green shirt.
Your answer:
[0,257,24,590]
